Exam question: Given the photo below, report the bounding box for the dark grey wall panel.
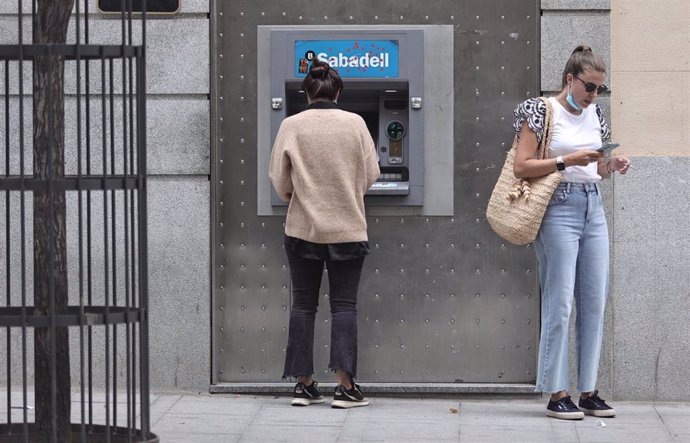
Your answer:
[214,0,541,384]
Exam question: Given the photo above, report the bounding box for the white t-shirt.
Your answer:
[547,96,603,183]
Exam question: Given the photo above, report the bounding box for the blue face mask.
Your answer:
[566,83,582,111]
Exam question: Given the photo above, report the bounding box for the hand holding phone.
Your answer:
[596,142,620,155]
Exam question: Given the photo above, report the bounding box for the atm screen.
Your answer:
[358,111,379,146]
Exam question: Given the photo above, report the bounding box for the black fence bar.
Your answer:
[1,0,155,441]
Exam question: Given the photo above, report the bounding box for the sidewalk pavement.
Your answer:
[149,391,690,442]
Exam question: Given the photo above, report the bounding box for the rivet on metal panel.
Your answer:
[475,15,479,20]
[501,142,505,147]
[475,193,480,198]
[527,344,531,349]
[526,66,530,70]
[475,218,480,224]
[219,348,223,353]
[283,305,287,311]
[261,369,266,374]
[501,319,505,324]
[240,96,245,102]
[261,243,266,249]
[374,15,379,20]
[476,370,480,375]
[501,91,505,96]
[220,243,224,248]
[399,344,405,348]
[424,293,429,298]
[219,201,224,207]
[375,243,379,248]
[527,15,531,19]
[526,40,530,45]
[475,268,481,274]
[425,344,430,349]
[240,12,244,16]
[425,268,429,274]
[282,12,286,17]
[526,243,531,248]
[475,142,480,147]
[476,41,480,46]
[240,33,244,38]
[282,264,287,270]
[475,344,480,349]
[425,319,430,323]
[375,218,379,223]
[239,75,244,80]
[527,319,532,324]
[261,264,266,269]
[219,305,224,311]
[500,41,505,45]
[375,343,380,348]
[219,12,223,17]
[219,137,224,142]
[261,12,265,16]
[240,264,245,269]
[426,370,430,374]
[219,33,223,38]
[375,293,379,299]
[450,268,455,273]
[239,222,245,228]
[282,285,287,289]
[501,293,506,298]
[219,222,224,227]
[399,15,404,21]
[298,16,303,20]
[261,305,266,310]
[526,268,531,274]
[425,16,429,20]
[451,370,455,374]
[526,91,531,96]
[219,54,223,59]
[219,116,223,122]
[450,15,454,20]
[501,268,505,273]
[219,369,224,373]
[349,16,353,21]
[450,218,455,223]
[399,293,404,298]
[240,201,245,207]
[527,293,532,298]
[261,222,265,228]
[240,117,245,123]
[240,305,244,310]
[475,243,480,249]
[450,318,455,324]
[240,180,245,186]
[501,117,505,121]
[450,293,455,299]
[323,16,328,20]
[501,345,505,349]
[475,116,480,122]
[220,284,224,290]
[240,243,245,248]
[501,15,505,20]
[375,268,379,273]
[324,293,329,298]
[219,180,224,185]
[475,89,480,96]
[400,218,405,224]
[475,293,480,298]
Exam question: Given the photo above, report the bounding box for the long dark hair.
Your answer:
[301,58,343,101]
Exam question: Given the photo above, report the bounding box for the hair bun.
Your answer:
[573,45,593,54]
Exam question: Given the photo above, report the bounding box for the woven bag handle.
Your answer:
[537,97,554,160]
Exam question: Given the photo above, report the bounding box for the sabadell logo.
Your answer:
[317,51,390,69]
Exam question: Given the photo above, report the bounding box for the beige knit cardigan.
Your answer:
[269,108,380,244]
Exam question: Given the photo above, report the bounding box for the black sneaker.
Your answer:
[579,390,616,417]
[291,381,325,406]
[546,395,585,420]
[331,383,369,409]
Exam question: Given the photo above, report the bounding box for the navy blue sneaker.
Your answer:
[291,381,325,406]
[331,383,369,409]
[579,390,616,417]
[546,395,584,420]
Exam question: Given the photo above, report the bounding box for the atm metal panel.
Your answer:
[215,0,540,383]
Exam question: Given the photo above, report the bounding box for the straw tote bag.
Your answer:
[486,97,562,245]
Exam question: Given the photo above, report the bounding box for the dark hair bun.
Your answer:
[308,59,330,79]
[572,45,593,54]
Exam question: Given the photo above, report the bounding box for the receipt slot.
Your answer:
[267,28,425,206]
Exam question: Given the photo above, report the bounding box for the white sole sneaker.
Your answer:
[291,397,325,406]
[581,407,615,417]
[331,399,370,409]
[546,409,584,420]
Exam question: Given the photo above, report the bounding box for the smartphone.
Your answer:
[596,142,620,155]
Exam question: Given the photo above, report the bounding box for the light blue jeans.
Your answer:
[534,182,609,393]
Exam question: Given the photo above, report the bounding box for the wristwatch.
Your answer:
[556,156,566,171]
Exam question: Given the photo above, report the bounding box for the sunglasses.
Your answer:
[573,75,608,94]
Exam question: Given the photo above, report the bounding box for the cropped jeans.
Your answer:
[534,182,609,393]
[282,247,364,380]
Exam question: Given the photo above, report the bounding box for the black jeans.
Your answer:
[282,247,365,380]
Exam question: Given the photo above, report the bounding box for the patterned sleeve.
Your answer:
[595,104,611,141]
[513,97,547,144]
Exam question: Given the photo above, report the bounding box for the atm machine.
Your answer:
[267,29,425,206]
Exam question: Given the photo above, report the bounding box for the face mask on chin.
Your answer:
[566,82,582,111]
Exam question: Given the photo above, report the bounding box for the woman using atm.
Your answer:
[270,59,380,409]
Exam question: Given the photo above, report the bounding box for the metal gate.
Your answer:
[212,0,540,386]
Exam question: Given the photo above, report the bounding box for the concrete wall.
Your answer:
[0,0,211,392]
[609,0,690,401]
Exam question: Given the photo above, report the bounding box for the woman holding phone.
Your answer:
[512,46,630,420]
